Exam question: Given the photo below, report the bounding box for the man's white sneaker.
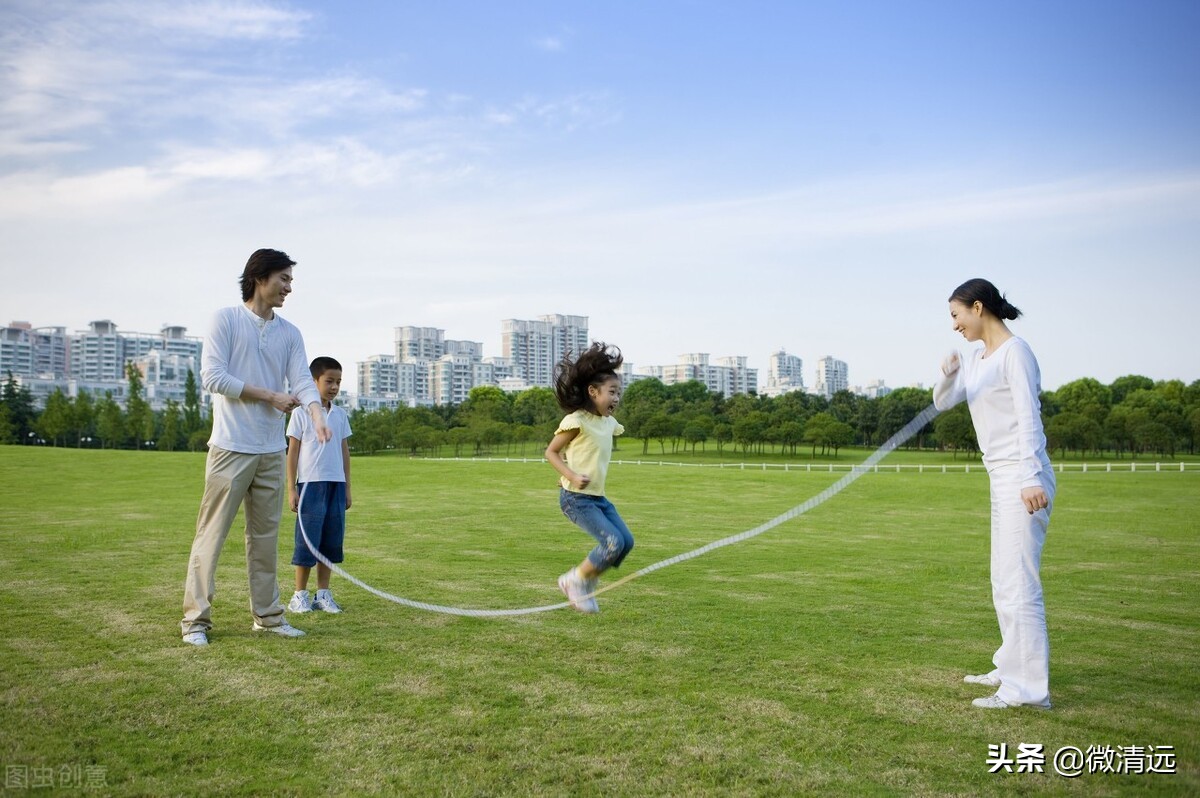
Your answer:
[313,589,342,614]
[972,695,1011,709]
[182,631,208,646]
[252,620,306,637]
[964,673,1002,687]
[288,590,313,613]
[558,569,598,614]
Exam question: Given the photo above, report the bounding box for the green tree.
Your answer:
[933,403,977,458]
[183,368,203,434]
[828,390,860,426]
[72,389,96,447]
[512,424,538,455]
[826,419,854,457]
[682,415,713,454]
[188,429,210,452]
[96,391,126,449]
[621,378,667,452]
[733,411,770,454]
[877,387,934,448]
[0,404,12,444]
[460,385,512,424]
[804,412,836,456]
[1120,388,1185,457]
[1052,378,1111,427]
[512,387,559,430]
[642,412,675,455]
[1045,412,1101,458]
[1104,404,1134,458]
[855,399,880,447]
[2,371,37,444]
[160,399,184,452]
[713,422,732,454]
[1189,407,1200,456]
[1110,375,1154,405]
[125,362,152,450]
[473,420,508,455]
[36,388,72,446]
[776,420,805,456]
[446,426,471,457]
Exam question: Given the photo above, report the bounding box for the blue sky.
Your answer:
[2,0,1198,392]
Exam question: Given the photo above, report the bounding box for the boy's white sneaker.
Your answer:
[182,631,208,646]
[287,590,313,613]
[313,589,342,614]
[252,620,306,637]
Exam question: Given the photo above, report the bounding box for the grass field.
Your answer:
[1,446,1197,796]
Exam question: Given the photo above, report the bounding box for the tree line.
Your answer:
[4,369,1198,459]
[1,366,209,451]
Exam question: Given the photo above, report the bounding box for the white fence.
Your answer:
[422,457,1200,474]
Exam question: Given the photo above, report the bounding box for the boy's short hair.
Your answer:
[310,356,343,379]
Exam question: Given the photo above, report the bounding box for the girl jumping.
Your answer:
[545,342,634,613]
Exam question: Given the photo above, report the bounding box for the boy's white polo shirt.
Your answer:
[287,403,352,483]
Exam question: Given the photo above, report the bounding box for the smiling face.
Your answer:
[949,299,985,342]
[587,374,622,416]
[254,267,294,309]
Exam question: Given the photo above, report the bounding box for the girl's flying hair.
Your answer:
[553,342,624,412]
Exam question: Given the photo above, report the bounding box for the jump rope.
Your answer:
[296,403,941,618]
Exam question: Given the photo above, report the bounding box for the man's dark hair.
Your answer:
[240,249,296,301]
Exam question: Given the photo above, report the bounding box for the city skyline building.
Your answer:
[762,349,805,398]
[501,314,589,389]
[5,313,897,413]
[814,356,849,400]
[1,319,204,410]
[637,353,758,399]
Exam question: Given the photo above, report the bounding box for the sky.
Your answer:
[2,0,1199,393]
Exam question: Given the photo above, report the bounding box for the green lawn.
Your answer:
[0,447,1196,796]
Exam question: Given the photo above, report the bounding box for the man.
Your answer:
[181,249,331,646]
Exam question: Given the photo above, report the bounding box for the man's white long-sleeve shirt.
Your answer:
[933,336,1050,489]
[202,305,320,454]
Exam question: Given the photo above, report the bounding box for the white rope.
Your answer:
[297,403,941,617]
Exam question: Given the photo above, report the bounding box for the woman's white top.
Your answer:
[934,336,1050,489]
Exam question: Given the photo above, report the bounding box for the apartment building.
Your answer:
[501,314,588,388]
[814,356,849,399]
[2,319,203,409]
[638,353,758,398]
[761,349,805,398]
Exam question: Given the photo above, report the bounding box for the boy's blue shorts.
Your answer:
[292,481,346,567]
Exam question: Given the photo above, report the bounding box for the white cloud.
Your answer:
[168,77,428,139]
[510,92,622,132]
[139,0,313,40]
[0,166,178,216]
[533,25,574,53]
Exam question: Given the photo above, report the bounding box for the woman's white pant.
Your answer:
[987,465,1055,707]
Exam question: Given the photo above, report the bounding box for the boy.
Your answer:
[286,356,353,614]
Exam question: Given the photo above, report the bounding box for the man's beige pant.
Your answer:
[181,446,287,635]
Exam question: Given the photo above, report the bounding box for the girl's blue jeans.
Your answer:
[559,489,635,572]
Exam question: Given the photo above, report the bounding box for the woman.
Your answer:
[934,278,1055,709]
